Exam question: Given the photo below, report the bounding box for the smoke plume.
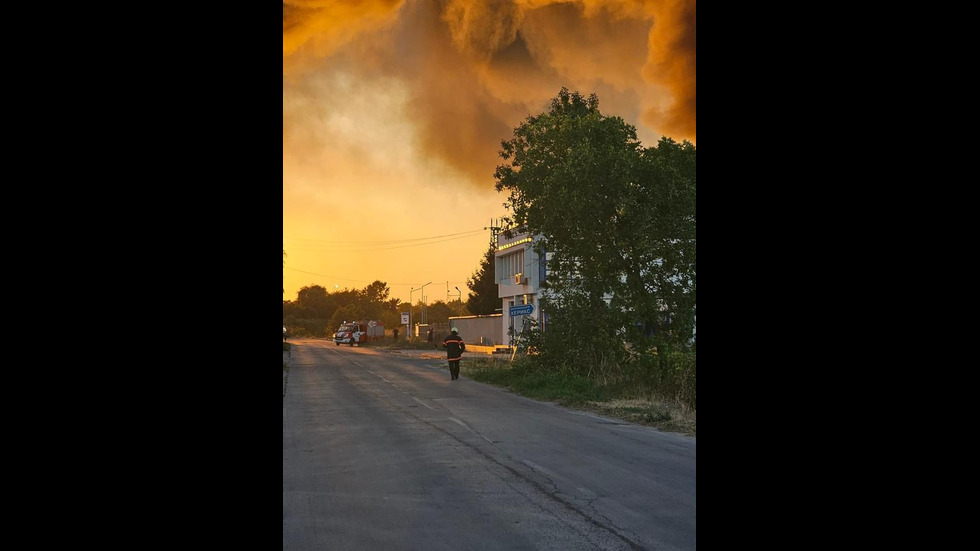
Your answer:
[284,0,696,187]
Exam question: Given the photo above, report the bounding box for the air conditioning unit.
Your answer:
[515,274,528,285]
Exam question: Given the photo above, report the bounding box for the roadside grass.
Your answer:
[283,342,291,352]
[463,357,696,437]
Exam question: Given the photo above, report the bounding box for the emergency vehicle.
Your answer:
[333,320,385,346]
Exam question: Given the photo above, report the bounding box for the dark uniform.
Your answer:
[442,329,465,380]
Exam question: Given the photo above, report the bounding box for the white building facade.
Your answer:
[494,228,546,346]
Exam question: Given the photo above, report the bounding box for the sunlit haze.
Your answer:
[283,0,696,304]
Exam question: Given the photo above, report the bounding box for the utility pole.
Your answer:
[418,281,432,326]
[486,218,503,251]
[410,286,418,338]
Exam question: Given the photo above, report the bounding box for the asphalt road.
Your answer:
[282,339,696,550]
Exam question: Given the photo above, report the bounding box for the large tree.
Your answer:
[494,88,696,372]
[296,285,336,320]
[359,280,393,321]
[285,280,407,337]
[615,137,697,352]
[466,242,500,315]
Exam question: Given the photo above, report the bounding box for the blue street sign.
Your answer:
[509,304,535,316]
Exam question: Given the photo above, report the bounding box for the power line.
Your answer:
[284,228,484,247]
[286,267,470,286]
[286,228,483,245]
[289,231,482,253]
[284,230,486,253]
[284,267,423,287]
[284,267,470,299]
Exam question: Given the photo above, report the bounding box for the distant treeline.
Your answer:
[283,281,469,338]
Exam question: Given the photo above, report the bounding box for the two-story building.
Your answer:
[494,227,546,345]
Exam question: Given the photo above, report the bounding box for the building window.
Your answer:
[500,249,525,282]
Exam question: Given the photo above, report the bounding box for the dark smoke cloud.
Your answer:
[643,0,696,138]
[283,0,696,187]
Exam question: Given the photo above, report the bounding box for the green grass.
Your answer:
[463,358,696,437]
[466,359,609,403]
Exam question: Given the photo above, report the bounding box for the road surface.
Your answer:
[283,339,696,550]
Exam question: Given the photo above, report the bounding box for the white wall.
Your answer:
[449,315,503,346]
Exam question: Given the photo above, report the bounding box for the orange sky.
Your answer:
[283,0,696,305]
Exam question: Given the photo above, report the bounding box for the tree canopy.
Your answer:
[284,280,470,338]
[494,88,696,371]
[466,242,500,315]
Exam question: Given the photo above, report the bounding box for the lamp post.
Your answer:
[419,281,432,325]
[454,286,462,316]
[410,286,418,339]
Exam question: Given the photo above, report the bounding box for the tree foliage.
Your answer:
[282,279,461,338]
[285,281,393,337]
[466,242,500,315]
[419,299,466,324]
[295,285,336,319]
[327,304,365,335]
[495,88,696,374]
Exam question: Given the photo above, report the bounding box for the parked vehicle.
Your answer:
[334,320,384,346]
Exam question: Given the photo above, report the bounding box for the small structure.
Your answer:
[449,314,504,346]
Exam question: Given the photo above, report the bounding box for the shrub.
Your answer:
[632,349,696,411]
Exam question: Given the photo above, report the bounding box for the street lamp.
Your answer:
[419,281,432,325]
[410,286,417,337]
[454,286,462,315]
[410,282,432,337]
